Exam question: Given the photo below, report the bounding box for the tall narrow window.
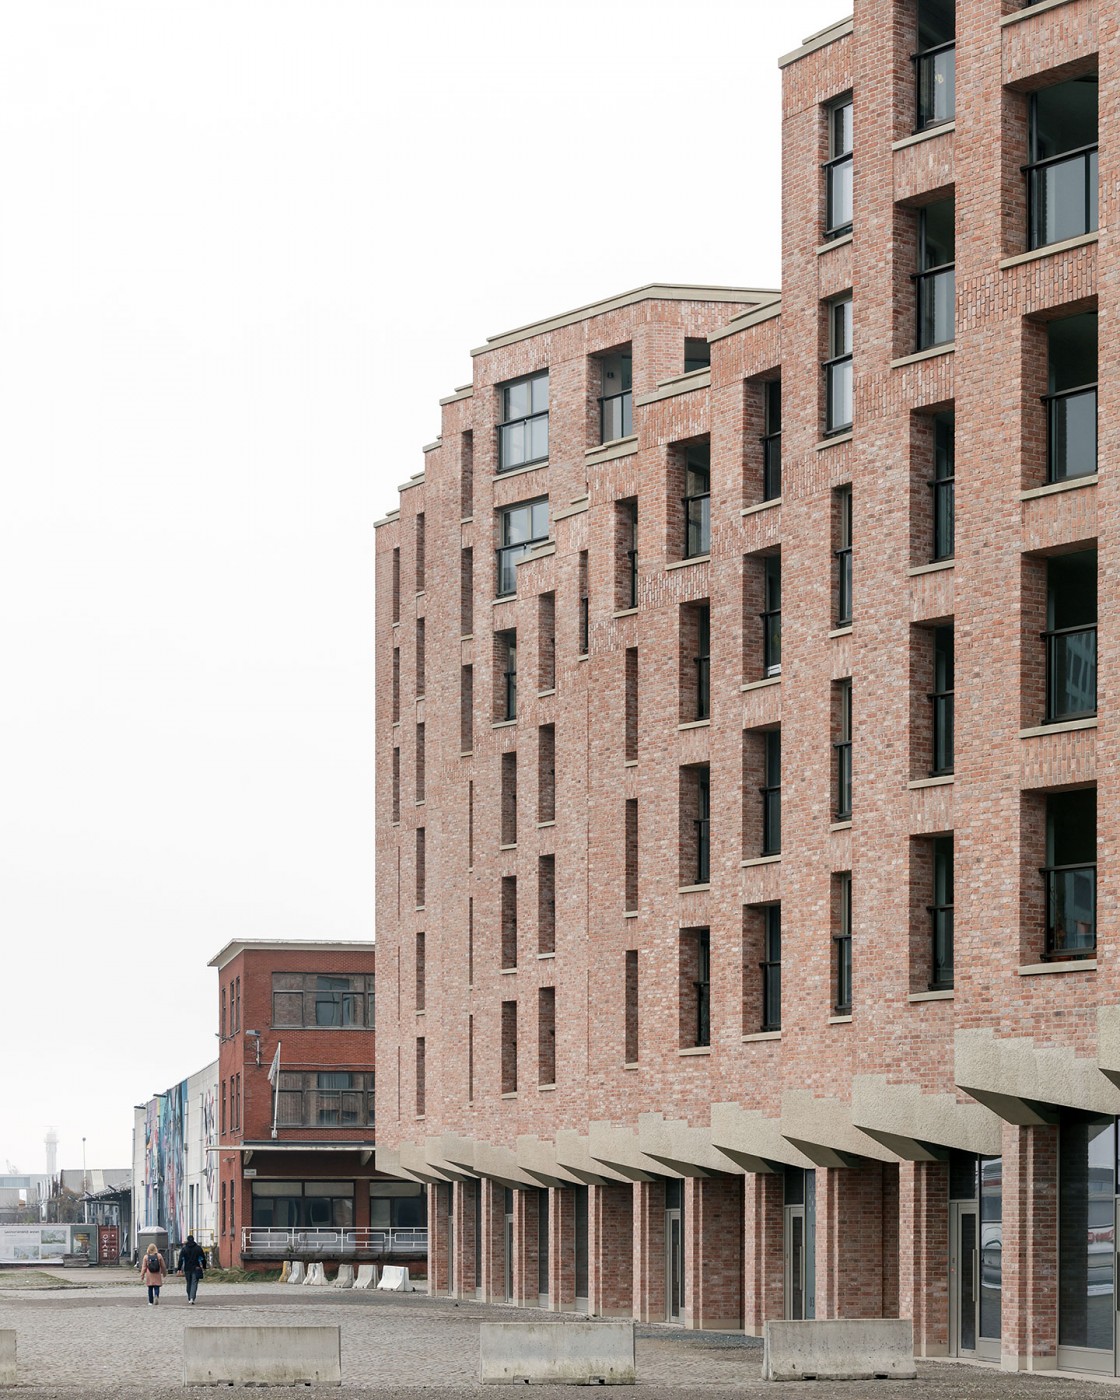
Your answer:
[461,547,474,636]
[467,1015,474,1101]
[696,604,711,721]
[680,763,711,886]
[624,950,639,1063]
[537,724,556,822]
[599,350,633,443]
[1046,313,1097,483]
[578,551,590,655]
[460,430,474,518]
[416,931,426,1010]
[763,554,782,676]
[538,987,556,1086]
[1045,551,1097,723]
[616,498,638,610]
[679,927,711,1048]
[538,854,556,955]
[824,97,853,239]
[501,1001,518,1094]
[1027,77,1098,251]
[392,647,401,722]
[497,499,549,597]
[834,486,853,626]
[931,626,955,775]
[762,729,782,856]
[834,679,853,820]
[761,905,782,1032]
[624,648,638,762]
[625,799,638,913]
[1044,788,1096,958]
[825,296,853,435]
[684,445,711,557]
[415,512,426,591]
[415,828,426,908]
[499,371,549,471]
[467,780,474,869]
[932,413,955,561]
[914,0,955,131]
[415,722,426,802]
[501,752,517,845]
[460,665,474,754]
[495,630,518,721]
[917,196,955,350]
[415,1038,426,1115]
[391,547,401,624]
[501,876,518,969]
[834,872,853,1012]
[415,618,426,696]
[538,591,556,691]
[391,746,401,823]
[468,896,474,985]
[763,380,782,500]
[930,836,954,989]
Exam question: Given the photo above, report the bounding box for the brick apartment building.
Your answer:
[210,939,425,1269]
[374,0,1118,1374]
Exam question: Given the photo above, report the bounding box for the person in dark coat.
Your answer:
[176,1234,207,1304]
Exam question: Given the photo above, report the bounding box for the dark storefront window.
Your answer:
[1059,1112,1115,1352]
[250,1180,354,1229]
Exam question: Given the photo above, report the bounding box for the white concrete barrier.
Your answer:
[287,1261,305,1285]
[182,1325,341,1386]
[0,1330,15,1387]
[761,1319,916,1382]
[334,1263,355,1289]
[479,1322,635,1385]
[376,1265,412,1292]
[304,1262,329,1286]
[277,1260,291,1284]
[353,1264,378,1290]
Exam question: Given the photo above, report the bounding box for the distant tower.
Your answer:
[44,1129,58,1182]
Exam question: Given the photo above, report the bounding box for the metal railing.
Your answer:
[600,391,633,443]
[931,688,955,776]
[928,904,954,989]
[761,784,781,857]
[1044,623,1096,722]
[1045,383,1097,483]
[762,606,782,676]
[916,264,955,350]
[240,1226,429,1258]
[931,471,955,561]
[684,493,710,558]
[1041,863,1096,959]
[1028,145,1098,250]
[763,431,782,500]
[914,41,956,130]
[498,412,548,472]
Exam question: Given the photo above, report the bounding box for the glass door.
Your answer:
[503,1188,514,1303]
[950,1203,978,1356]
[785,1205,806,1319]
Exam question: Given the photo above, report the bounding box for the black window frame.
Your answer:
[683,444,711,559]
[1043,552,1097,725]
[761,728,781,856]
[1025,78,1099,252]
[695,767,711,886]
[931,625,955,776]
[835,484,853,627]
[834,871,853,1013]
[915,198,956,351]
[598,353,633,444]
[823,97,853,240]
[763,379,782,500]
[931,412,955,561]
[496,497,549,598]
[695,603,711,722]
[498,371,549,472]
[913,0,956,132]
[929,835,954,990]
[824,296,854,436]
[762,552,782,676]
[834,678,853,821]
[1045,313,1098,485]
[760,904,782,1033]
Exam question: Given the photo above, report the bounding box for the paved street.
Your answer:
[0,1269,1116,1397]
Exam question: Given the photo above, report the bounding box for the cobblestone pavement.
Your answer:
[0,1272,1116,1397]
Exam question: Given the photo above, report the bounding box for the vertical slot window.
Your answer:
[834,679,853,821]
[499,371,549,471]
[931,626,955,775]
[824,296,853,435]
[763,379,782,500]
[679,927,711,1048]
[761,905,782,1033]
[833,872,852,1012]
[761,729,782,856]
[415,512,426,591]
[1028,77,1098,251]
[834,485,853,626]
[599,350,633,443]
[495,630,518,722]
[578,551,590,655]
[1046,313,1098,484]
[914,0,955,131]
[625,799,638,913]
[1043,789,1096,958]
[916,197,955,350]
[1045,551,1097,723]
[763,553,782,676]
[415,723,425,802]
[932,412,955,561]
[624,950,639,1063]
[538,987,556,1086]
[930,836,954,989]
[501,752,517,845]
[684,444,711,557]
[415,1038,426,1116]
[824,98,853,239]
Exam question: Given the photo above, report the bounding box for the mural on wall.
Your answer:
[201,1086,217,1206]
[143,1081,186,1239]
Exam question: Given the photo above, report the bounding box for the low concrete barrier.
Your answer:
[277,1260,291,1284]
[304,1262,329,1286]
[479,1322,635,1385]
[761,1319,916,1382]
[287,1261,305,1285]
[353,1264,378,1290]
[183,1325,341,1386]
[334,1263,355,1289]
[376,1265,412,1292]
[0,1330,15,1387]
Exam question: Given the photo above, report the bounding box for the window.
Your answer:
[501,751,517,845]
[761,729,781,856]
[538,854,556,954]
[1043,789,1096,958]
[460,665,474,754]
[932,412,955,561]
[415,618,426,696]
[271,973,375,1028]
[916,197,955,350]
[275,1072,375,1129]
[501,876,518,969]
[1045,551,1096,723]
[833,872,852,1012]
[763,379,782,500]
[391,647,400,722]
[624,950,639,1063]
[538,592,556,690]
[415,1039,426,1116]
[761,905,782,1032]
[1046,313,1097,483]
[680,927,711,1048]
[497,499,549,597]
[416,827,426,906]
[495,629,518,721]
[616,498,638,610]
[235,977,240,1031]
[415,512,425,591]
[824,97,853,238]
[834,679,852,820]
[834,486,853,626]
[930,836,954,989]
[501,1001,518,1094]
[392,745,401,821]
[914,0,955,131]
[824,296,853,435]
[538,987,556,1086]
[391,547,400,623]
[763,554,782,676]
[537,723,556,823]
[624,648,638,762]
[683,601,711,722]
[931,626,954,775]
[415,722,425,802]
[1027,77,1098,251]
[684,444,711,557]
[499,371,549,471]
[625,799,638,913]
[221,987,226,1040]
[599,351,633,443]
[680,765,711,886]
[460,547,474,636]
[578,551,590,654]
[684,338,710,372]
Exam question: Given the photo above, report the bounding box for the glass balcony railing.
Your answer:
[1042,863,1096,958]
[915,42,956,129]
[1029,146,1098,250]
[929,904,954,989]
[1045,623,1097,722]
[1046,383,1097,483]
[600,391,633,443]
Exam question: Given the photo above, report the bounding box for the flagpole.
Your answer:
[268,1042,281,1140]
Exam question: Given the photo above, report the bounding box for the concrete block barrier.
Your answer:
[287,1261,305,1285]
[0,1330,15,1387]
[761,1319,916,1382]
[277,1260,291,1284]
[304,1262,329,1285]
[376,1265,412,1292]
[353,1264,378,1290]
[183,1325,341,1386]
[334,1263,355,1289]
[479,1321,635,1385]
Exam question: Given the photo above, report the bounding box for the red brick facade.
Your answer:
[375,0,1120,1371]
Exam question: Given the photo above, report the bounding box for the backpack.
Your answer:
[147,1253,161,1272]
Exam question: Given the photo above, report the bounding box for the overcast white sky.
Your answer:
[0,0,849,1177]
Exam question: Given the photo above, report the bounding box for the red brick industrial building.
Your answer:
[375,0,1117,1373]
[210,939,425,1269]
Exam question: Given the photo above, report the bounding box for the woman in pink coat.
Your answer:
[141,1243,165,1305]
